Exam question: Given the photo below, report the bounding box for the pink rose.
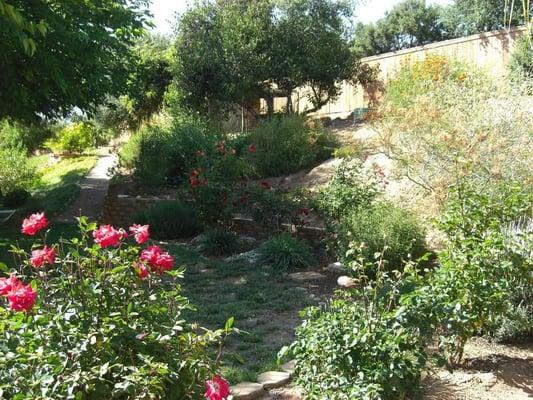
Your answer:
[152,252,174,274]
[140,245,162,265]
[30,246,56,268]
[204,375,230,400]
[129,224,150,244]
[93,225,122,248]
[21,212,48,236]
[140,246,173,274]
[0,274,19,296]
[248,144,256,153]
[7,282,37,312]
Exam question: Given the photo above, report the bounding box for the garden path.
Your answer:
[55,148,117,223]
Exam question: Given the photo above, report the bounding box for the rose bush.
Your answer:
[0,213,234,399]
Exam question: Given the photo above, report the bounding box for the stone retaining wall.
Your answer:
[102,190,326,243]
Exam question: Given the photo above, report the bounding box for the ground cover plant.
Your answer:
[195,229,243,256]
[0,213,233,399]
[135,200,202,240]
[257,234,315,274]
[168,243,324,384]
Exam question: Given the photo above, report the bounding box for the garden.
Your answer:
[1,0,532,399]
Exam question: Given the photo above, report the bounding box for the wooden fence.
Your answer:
[261,26,527,119]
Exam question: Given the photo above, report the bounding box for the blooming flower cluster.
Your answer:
[140,245,174,275]
[30,245,56,268]
[204,375,230,400]
[0,274,37,312]
[21,212,48,235]
[190,168,208,188]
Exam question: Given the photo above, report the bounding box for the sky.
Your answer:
[149,0,453,35]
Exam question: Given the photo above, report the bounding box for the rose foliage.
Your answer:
[0,214,233,399]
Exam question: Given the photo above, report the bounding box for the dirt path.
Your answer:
[56,148,117,223]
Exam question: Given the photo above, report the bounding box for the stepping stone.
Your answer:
[288,271,327,282]
[326,261,345,273]
[257,371,291,389]
[230,382,265,400]
[337,275,356,288]
[281,360,296,376]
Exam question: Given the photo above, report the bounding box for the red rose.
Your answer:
[30,246,56,268]
[129,224,150,244]
[0,274,19,296]
[92,225,122,248]
[140,245,162,265]
[21,212,48,236]
[247,144,256,153]
[152,252,174,274]
[7,282,37,312]
[216,141,226,153]
[140,246,173,274]
[134,262,149,279]
[260,180,270,189]
[204,375,230,400]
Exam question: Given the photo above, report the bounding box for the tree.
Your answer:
[441,0,530,36]
[173,0,364,116]
[125,33,173,129]
[352,0,449,57]
[0,0,150,122]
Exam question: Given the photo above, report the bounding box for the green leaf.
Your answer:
[224,316,234,331]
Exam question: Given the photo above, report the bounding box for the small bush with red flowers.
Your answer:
[0,213,233,399]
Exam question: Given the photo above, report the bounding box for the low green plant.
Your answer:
[135,201,202,240]
[2,189,31,208]
[195,229,242,256]
[509,30,533,80]
[47,122,95,155]
[338,202,426,272]
[0,147,37,195]
[257,234,315,273]
[314,158,382,221]
[0,214,233,399]
[246,115,336,177]
[237,186,309,232]
[284,253,427,400]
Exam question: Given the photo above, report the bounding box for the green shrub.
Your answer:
[411,182,532,364]
[0,119,52,153]
[47,122,95,154]
[314,158,382,221]
[285,258,427,400]
[257,234,315,273]
[0,147,37,195]
[0,215,232,398]
[118,118,219,187]
[338,202,426,271]
[246,115,336,177]
[135,201,202,239]
[195,228,242,256]
[237,186,308,232]
[2,189,31,208]
[509,30,533,80]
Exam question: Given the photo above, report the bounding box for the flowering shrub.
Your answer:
[0,213,233,399]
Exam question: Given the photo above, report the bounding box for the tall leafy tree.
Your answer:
[173,0,365,116]
[441,0,530,36]
[0,0,150,122]
[352,0,449,57]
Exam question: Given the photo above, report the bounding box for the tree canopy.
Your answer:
[352,0,531,58]
[0,0,150,122]
[173,0,367,116]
